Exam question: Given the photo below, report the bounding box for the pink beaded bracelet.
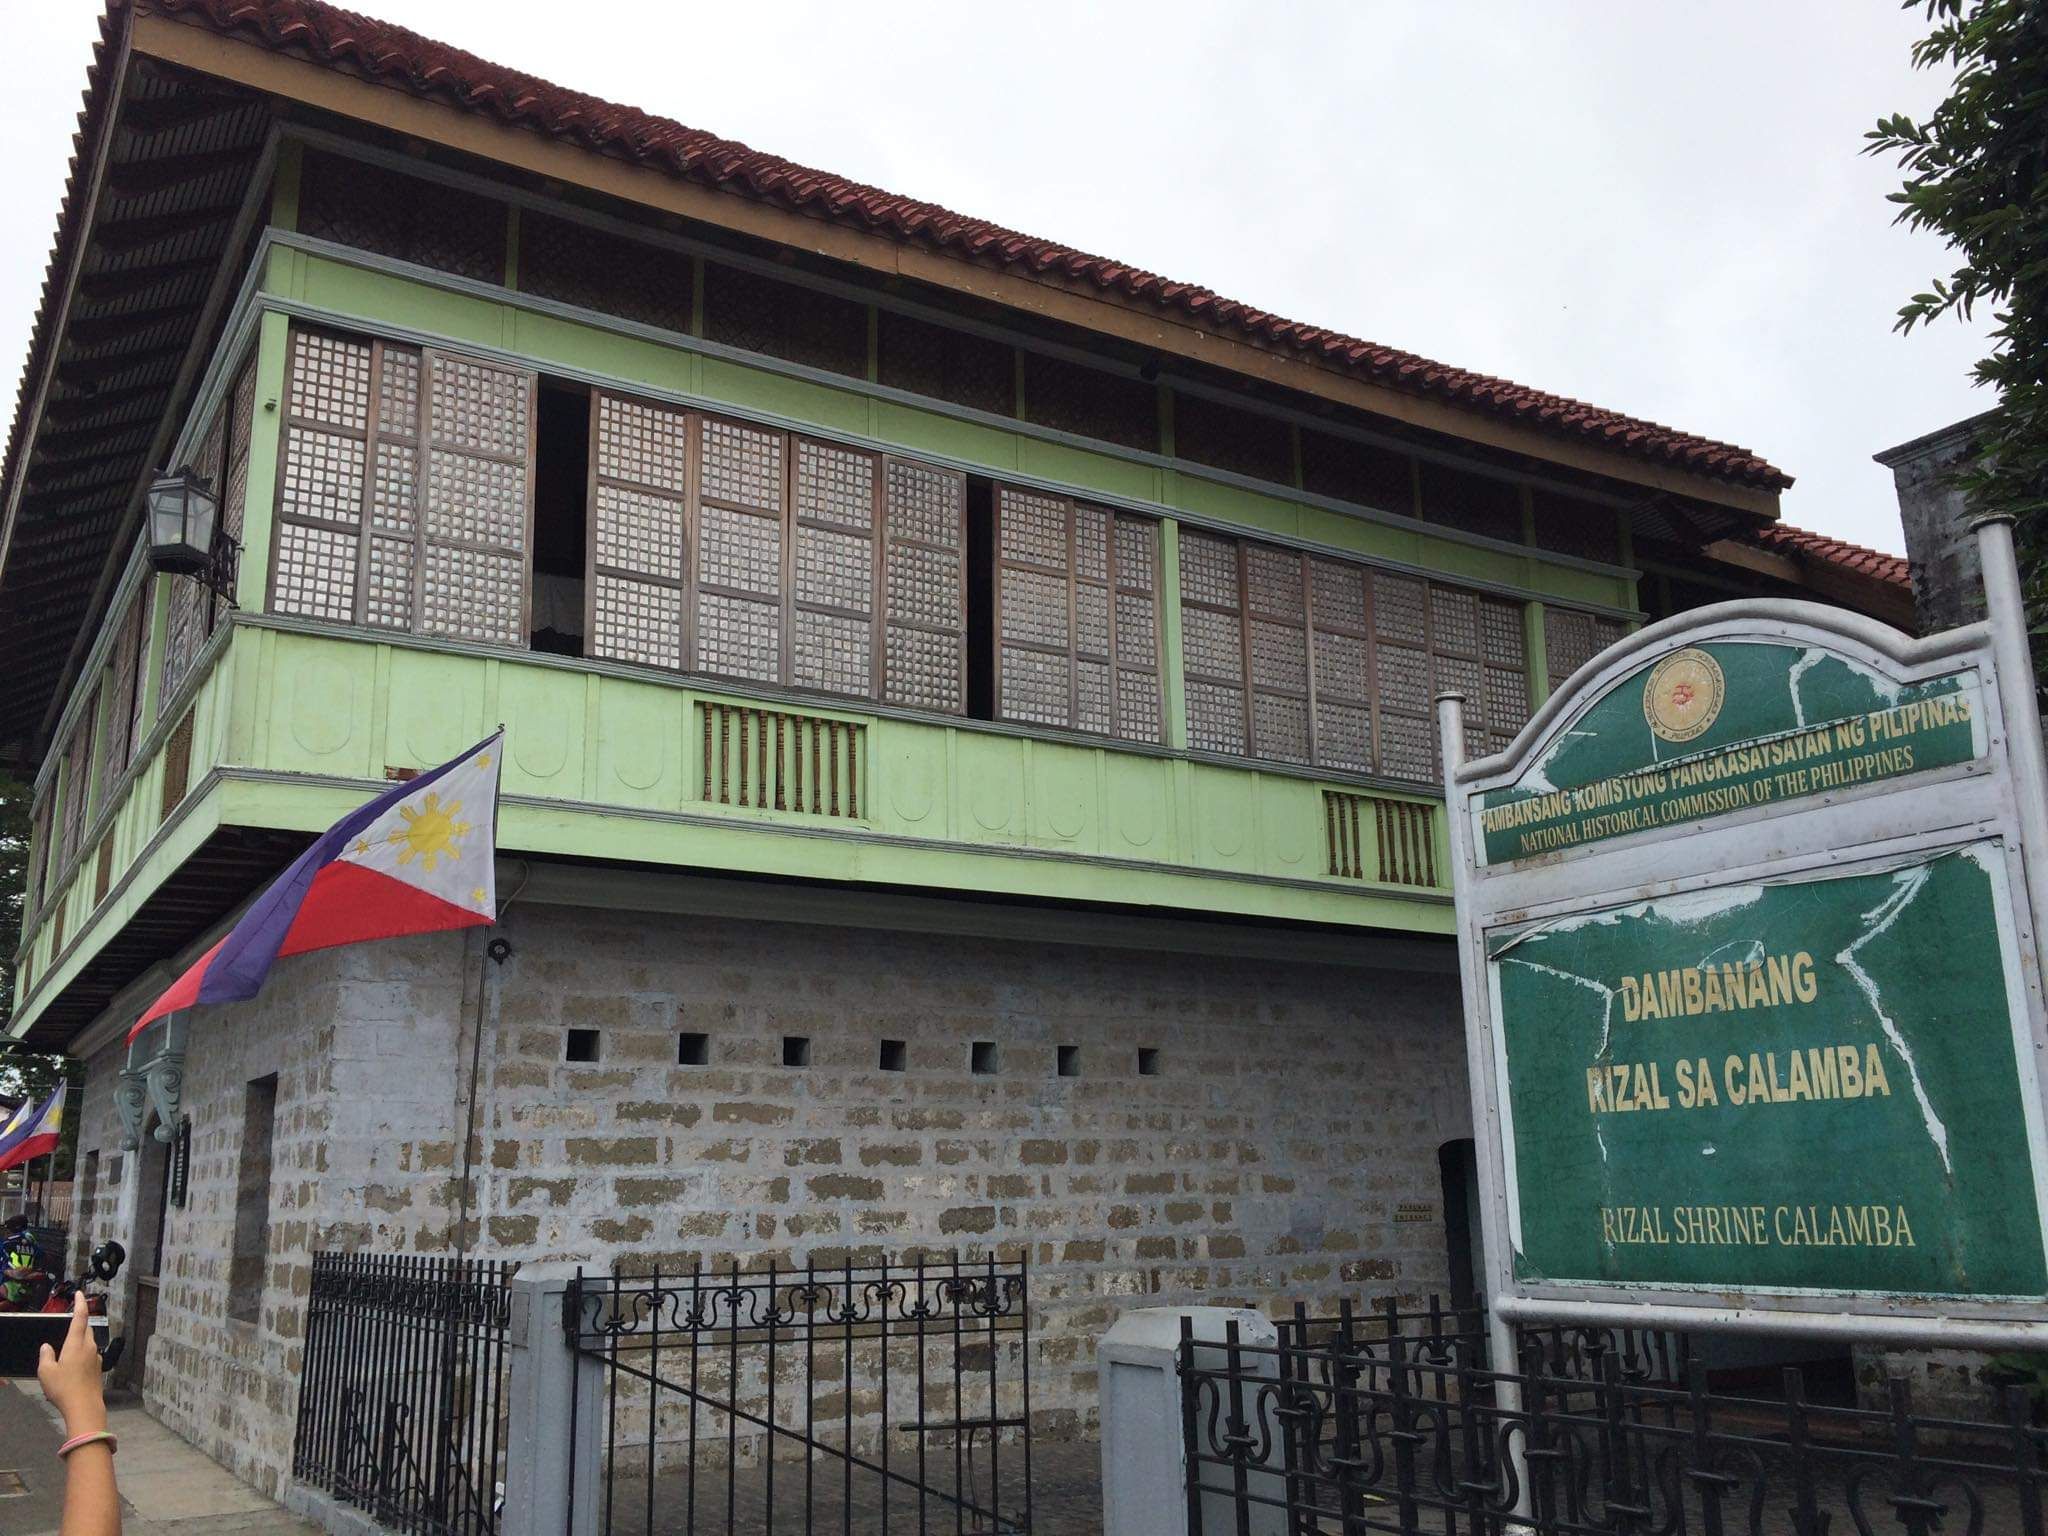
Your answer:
[57,1431,116,1459]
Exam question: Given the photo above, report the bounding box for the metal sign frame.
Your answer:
[1437,518,2048,1350]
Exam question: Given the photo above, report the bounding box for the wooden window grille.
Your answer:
[298,149,506,285]
[703,262,868,379]
[877,310,1016,417]
[1186,533,1532,783]
[694,414,786,684]
[94,834,115,907]
[589,391,690,670]
[881,457,967,714]
[992,487,1161,742]
[517,212,695,335]
[585,388,968,714]
[160,712,194,823]
[1530,487,1621,565]
[56,692,96,871]
[163,354,255,707]
[1020,352,1158,451]
[1179,527,1248,755]
[103,585,148,802]
[1418,460,1523,544]
[271,325,535,648]
[1325,790,1439,887]
[1544,606,1626,692]
[1172,391,1294,485]
[700,702,864,819]
[1301,429,1414,515]
[24,793,52,922]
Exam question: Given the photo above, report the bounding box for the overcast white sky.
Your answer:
[0,1,1996,555]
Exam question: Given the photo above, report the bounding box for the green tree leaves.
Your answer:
[1868,1,2048,667]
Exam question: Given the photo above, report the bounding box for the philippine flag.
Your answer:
[0,1086,65,1173]
[127,731,504,1042]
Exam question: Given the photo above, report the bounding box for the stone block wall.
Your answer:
[467,903,1470,1440]
[73,899,1470,1488]
[69,932,481,1494]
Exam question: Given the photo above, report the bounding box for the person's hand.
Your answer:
[37,1292,106,1439]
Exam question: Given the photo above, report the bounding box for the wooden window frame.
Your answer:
[1184,529,1546,784]
[991,487,1163,743]
[270,324,537,648]
[584,388,969,713]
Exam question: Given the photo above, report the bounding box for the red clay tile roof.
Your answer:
[130,0,1789,491]
[1754,524,1911,588]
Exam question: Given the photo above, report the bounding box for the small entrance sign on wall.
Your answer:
[1439,516,2048,1349]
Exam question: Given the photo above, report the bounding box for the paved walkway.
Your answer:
[0,1377,322,1536]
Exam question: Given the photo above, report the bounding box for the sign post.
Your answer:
[1438,516,2048,1350]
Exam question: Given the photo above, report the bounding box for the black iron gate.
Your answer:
[565,1255,1032,1536]
[293,1252,516,1536]
[1181,1303,2048,1535]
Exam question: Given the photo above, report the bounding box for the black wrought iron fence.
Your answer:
[1274,1296,1688,1389]
[1180,1313,2048,1535]
[564,1254,1032,1535]
[293,1252,516,1536]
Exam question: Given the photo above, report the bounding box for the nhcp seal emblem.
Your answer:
[1643,648,1725,743]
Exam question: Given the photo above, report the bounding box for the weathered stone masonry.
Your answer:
[69,903,1471,1490]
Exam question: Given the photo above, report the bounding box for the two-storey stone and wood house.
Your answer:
[0,0,1914,1493]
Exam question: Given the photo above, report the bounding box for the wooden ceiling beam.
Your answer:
[54,340,186,387]
[75,256,215,303]
[120,90,250,137]
[105,147,256,198]
[65,302,205,347]
[39,381,165,424]
[91,202,239,254]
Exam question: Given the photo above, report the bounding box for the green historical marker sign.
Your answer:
[1490,844,2047,1297]
[1474,641,1983,867]
[1443,526,2048,1340]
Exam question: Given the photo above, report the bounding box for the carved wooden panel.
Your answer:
[703,262,868,378]
[1419,460,1523,544]
[877,309,1016,417]
[1021,351,1158,451]
[1301,429,1415,515]
[881,458,966,714]
[1530,488,1621,564]
[1173,391,1293,485]
[298,149,506,284]
[590,392,690,668]
[518,211,694,335]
